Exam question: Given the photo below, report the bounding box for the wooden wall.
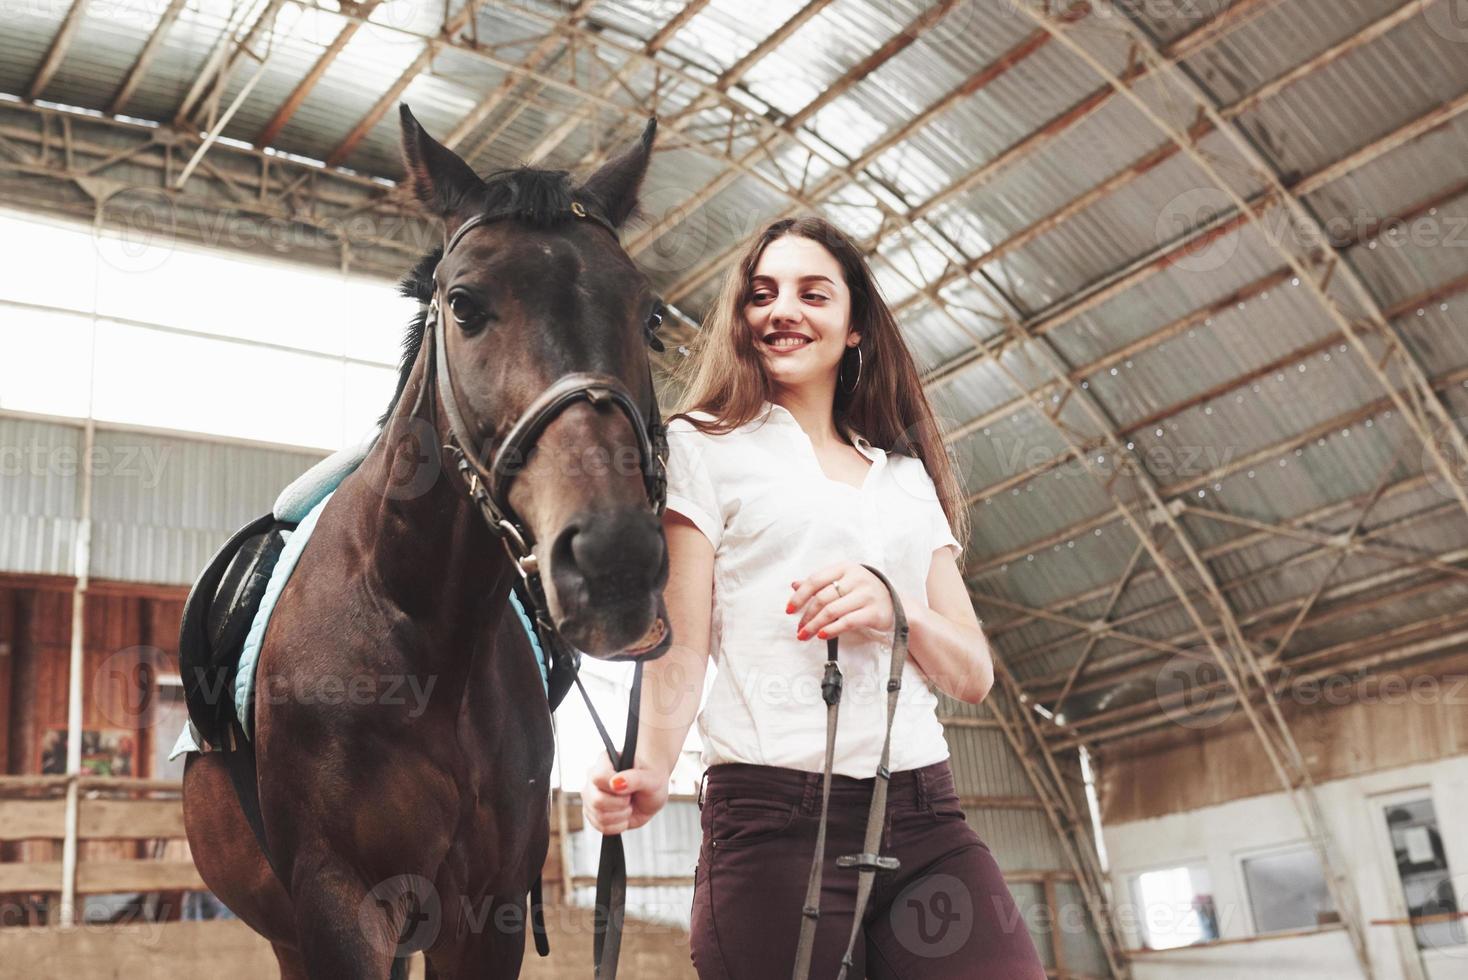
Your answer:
[1,573,186,877]
[1096,648,1468,825]
[2,574,186,781]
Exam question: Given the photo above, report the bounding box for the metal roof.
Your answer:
[2,0,1466,752]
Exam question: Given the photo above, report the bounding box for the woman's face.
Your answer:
[744,234,858,391]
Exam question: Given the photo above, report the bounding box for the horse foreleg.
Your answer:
[289,857,421,980]
[271,941,311,980]
[182,753,298,944]
[424,893,529,980]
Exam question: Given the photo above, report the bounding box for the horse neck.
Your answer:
[351,337,513,663]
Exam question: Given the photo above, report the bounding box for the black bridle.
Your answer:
[410,197,668,979]
[419,203,670,657]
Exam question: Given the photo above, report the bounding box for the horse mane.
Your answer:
[378,166,580,427]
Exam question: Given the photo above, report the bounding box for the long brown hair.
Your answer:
[665,215,969,553]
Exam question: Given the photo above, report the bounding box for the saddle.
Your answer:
[177,439,579,753]
[178,512,295,750]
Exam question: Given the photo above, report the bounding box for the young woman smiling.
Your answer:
[582,216,1046,978]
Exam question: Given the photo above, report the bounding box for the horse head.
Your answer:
[395,104,671,663]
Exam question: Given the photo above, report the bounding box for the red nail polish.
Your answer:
[797,630,808,641]
[785,602,795,614]
[611,776,627,791]
[817,630,828,639]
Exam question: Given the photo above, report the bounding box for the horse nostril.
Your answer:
[554,509,663,598]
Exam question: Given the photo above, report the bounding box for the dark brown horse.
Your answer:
[182,106,671,979]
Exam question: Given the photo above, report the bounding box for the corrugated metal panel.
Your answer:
[86,428,322,585]
[1229,14,1468,182]
[0,417,81,576]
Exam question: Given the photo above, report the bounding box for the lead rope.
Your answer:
[792,564,909,980]
[572,660,644,980]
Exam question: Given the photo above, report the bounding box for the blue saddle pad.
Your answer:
[169,436,549,761]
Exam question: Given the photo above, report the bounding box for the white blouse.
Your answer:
[664,400,962,778]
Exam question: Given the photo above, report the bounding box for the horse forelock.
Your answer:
[378,166,629,428]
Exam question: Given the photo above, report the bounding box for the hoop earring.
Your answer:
[839,344,863,395]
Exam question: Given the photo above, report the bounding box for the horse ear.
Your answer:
[399,103,482,218]
[580,117,657,227]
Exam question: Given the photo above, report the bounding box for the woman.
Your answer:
[583,216,1045,978]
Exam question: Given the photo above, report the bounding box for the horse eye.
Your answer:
[448,293,484,327]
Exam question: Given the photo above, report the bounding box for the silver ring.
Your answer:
[832,581,845,598]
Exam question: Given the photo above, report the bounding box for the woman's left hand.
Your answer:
[787,563,893,642]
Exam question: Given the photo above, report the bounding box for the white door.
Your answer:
[1366,788,1468,980]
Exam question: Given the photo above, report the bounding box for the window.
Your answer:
[1129,864,1219,950]
[1242,845,1338,934]
[1383,798,1466,951]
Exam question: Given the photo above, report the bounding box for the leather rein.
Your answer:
[411,198,668,979]
[793,565,910,980]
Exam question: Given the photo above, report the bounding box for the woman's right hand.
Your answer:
[582,753,670,836]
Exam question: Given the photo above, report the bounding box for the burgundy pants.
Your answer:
[689,760,1046,979]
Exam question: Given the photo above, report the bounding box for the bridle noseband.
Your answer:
[414,201,670,663]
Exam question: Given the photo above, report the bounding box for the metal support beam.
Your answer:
[1015,3,1468,535]
[1022,498,1467,699]
[441,0,596,153]
[658,0,1271,305]
[325,0,486,168]
[957,255,1468,530]
[173,0,287,128]
[108,0,189,115]
[517,0,713,167]
[985,678,1131,978]
[621,0,965,257]
[255,0,385,147]
[29,0,89,101]
[1052,600,1468,748]
[0,101,431,279]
